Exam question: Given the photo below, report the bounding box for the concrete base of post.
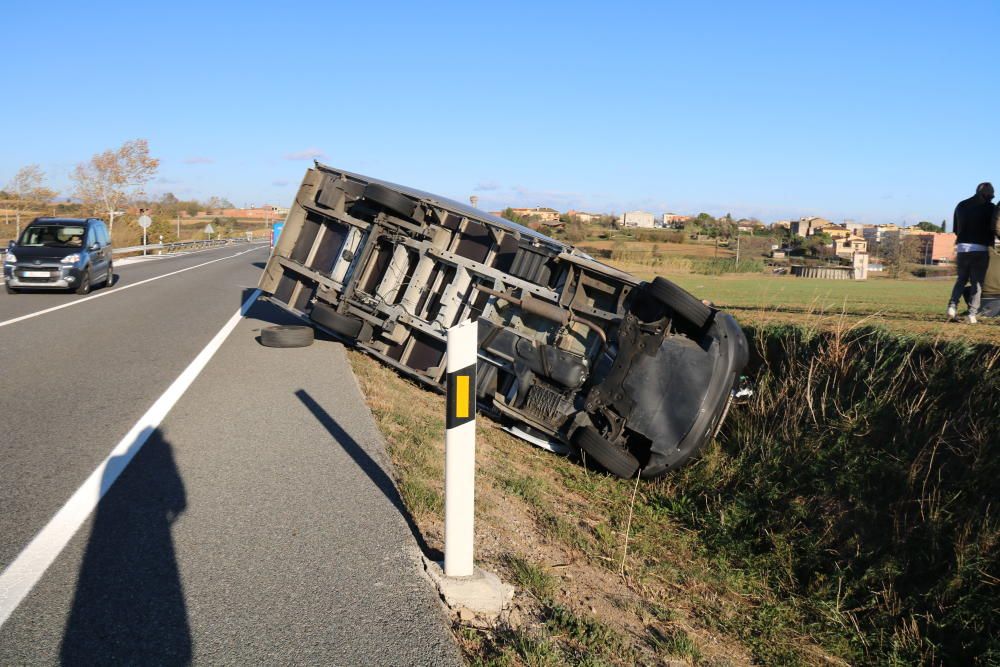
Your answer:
[423,558,513,620]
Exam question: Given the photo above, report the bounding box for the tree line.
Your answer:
[2,140,237,241]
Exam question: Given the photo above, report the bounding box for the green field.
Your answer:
[663,272,952,317]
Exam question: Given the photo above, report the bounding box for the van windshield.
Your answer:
[18,226,87,248]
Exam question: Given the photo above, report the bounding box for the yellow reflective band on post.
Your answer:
[455,375,470,419]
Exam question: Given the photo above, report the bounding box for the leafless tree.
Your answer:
[4,164,57,235]
[71,139,159,234]
[882,235,922,278]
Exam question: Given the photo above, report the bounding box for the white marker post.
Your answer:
[444,319,478,577]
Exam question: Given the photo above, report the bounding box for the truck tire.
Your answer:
[260,325,314,348]
[310,305,364,339]
[645,277,713,329]
[363,183,416,218]
[573,426,640,478]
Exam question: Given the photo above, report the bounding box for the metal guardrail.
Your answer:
[112,237,263,256]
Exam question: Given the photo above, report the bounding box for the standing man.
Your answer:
[947,182,996,323]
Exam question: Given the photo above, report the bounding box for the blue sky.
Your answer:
[2,0,998,224]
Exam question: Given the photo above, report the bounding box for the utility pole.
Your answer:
[176,212,181,240]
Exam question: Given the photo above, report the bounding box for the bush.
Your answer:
[911,265,957,278]
[665,325,1000,665]
[632,229,685,243]
[691,258,765,275]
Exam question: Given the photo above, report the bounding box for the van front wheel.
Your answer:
[75,270,91,295]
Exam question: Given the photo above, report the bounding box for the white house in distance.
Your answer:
[620,210,655,228]
[565,210,605,223]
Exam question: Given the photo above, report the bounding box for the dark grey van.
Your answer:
[4,218,113,295]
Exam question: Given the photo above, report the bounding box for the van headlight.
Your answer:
[3,253,15,264]
[61,254,81,265]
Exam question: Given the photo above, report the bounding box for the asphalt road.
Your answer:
[0,244,460,665]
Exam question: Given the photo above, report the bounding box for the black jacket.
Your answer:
[953,196,996,246]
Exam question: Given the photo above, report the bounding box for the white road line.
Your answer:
[0,288,263,629]
[0,245,266,329]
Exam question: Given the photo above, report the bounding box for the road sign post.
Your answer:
[444,319,477,578]
[138,214,152,256]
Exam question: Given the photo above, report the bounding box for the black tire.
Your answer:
[104,263,114,288]
[573,426,640,478]
[75,269,91,295]
[310,304,364,339]
[5,283,16,294]
[645,276,713,329]
[260,325,315,348]
[363,183,416,218]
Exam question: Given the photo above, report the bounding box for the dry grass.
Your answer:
[348,314,1000,665]
[580,240,735,259]
[348,349,843,666]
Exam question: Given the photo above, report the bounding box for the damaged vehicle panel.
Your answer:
[258,164,748,479]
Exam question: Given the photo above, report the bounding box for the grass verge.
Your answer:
[349,317,999,665]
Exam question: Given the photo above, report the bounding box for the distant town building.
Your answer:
[565,210,606,223]
[735,218,765,234]
[620,210,655,228]
[790,216,837,237]
[844,221,869,237]
[662,213,692,228]
[510,207,560,222]
[863,226,956,264]
[910,232,956,264]
[833,235,868,257]
[825,226,852,241]
[862,223,900,247]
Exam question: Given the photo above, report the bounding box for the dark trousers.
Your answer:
[950,251,990,315]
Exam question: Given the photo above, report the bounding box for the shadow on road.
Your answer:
[60,429,191,666]
[252,261,267,269]
[295,389,441,560]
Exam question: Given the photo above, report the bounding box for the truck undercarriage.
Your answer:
[259,164,748,478]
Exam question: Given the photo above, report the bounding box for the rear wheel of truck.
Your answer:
[260,325,315,348]
[645,277,713,329]
[310,305,364,339]
[363,183,416,218]
[573,426,641,478]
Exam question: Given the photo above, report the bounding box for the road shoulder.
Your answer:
[0,296,461,665]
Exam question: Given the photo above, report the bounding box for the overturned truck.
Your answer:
[259,164,748,478]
